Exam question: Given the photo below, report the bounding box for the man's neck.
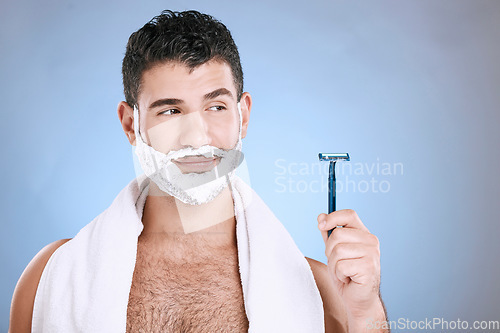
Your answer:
[139,181,237,258]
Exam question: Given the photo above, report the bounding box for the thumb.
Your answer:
[317,213,329,243]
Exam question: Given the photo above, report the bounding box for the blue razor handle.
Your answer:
[318,153,350,238]
[327,161,336,238]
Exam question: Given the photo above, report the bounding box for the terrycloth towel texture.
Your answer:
[32,174,325,332]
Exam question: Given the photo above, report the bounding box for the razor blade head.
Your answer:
[318,153,350,161]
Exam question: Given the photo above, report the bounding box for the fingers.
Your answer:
[317,209,369,235]
[330,258,358,284]
[324,228,379,261]
[327,241,367,267]
[333,257,367,285]
[316,209,382,306]
[321,228,380,286]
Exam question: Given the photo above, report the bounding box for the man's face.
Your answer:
[136,59,241,174]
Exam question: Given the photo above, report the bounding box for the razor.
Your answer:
[318,153,350,237]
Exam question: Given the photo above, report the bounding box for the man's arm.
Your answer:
[315,209,389,333]
[306,256,349,332]
[9,238,71,333]
[307,256,389,333]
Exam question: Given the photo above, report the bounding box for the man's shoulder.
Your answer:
[305,256,333,284]
[304,256,331,292]
[9,238,72,333]
[305,256,325,269]
[304,256,348,333]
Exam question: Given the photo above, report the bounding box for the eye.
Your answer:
[207,105,226,112]
[159,109,181,115]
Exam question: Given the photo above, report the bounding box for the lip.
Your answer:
[173,156,221,173]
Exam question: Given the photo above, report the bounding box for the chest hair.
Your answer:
[126,245,249,333]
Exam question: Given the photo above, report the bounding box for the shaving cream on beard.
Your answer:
[133,103,243,205]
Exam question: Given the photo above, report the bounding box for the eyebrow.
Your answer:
[148,88,233,110]
[148,98,183,110]
[203,88,233,101]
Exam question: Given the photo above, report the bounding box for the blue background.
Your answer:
[1,0,499,331]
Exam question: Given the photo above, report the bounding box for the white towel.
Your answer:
[32,174,324,332]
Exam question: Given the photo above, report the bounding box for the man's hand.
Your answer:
[317,209,388,332]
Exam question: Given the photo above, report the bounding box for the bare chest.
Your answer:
[126,247,249,333]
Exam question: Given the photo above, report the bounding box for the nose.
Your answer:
[178,111,211,148]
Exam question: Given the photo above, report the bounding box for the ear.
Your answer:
[117,101,136,146]
[239,92,252,139]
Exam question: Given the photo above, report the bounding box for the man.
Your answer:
[10,10,388,332]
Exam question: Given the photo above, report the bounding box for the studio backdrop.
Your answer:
[1,0,499,331]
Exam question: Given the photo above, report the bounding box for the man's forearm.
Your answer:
[346,296,390,333]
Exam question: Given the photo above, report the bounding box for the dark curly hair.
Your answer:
[122,10,244,108]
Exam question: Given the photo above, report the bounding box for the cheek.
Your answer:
[208,113,239,149]
[144,117,180,153]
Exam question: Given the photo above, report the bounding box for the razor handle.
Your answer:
[327,161,336,238]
